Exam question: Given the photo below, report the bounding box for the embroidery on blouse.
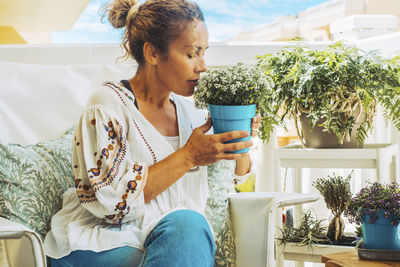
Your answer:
[104,163,144,224]
[76,119,127,203]
[104,82,157,164]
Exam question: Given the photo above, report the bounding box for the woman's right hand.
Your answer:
[181,118,253,167]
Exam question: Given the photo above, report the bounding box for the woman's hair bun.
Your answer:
[105,0,137,29]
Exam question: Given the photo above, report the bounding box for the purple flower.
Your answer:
[345,181,400,226]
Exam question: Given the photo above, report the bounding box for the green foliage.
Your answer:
[193,62,274,107]
[313,172,352,242]
[193,63,274,141]
[355,225,363,238]
[290,36,305,41]
[277,209,331,247]
[313,172,352,217]
[256,41,400,145]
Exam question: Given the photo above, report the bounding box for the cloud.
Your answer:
[205,17,273,42]
[53,1,120,43]
[73,21,109,32]
[72,2,105,27]
[199,1,266,19]
[78,3,103,21]
[197,0,329,41]
[69,2,111,33]
[198,2,279,41]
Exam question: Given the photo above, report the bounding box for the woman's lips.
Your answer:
[188,79,199,86]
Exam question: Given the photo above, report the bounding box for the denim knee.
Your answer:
[160,209,213,241]
[49,246,143,267]
[142,209,215,267]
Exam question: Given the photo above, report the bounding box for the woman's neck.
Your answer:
[129,67,171,108]
[128,67,178,137]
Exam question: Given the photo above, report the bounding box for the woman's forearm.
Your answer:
[143,119,253,203]
[144,149,194,203]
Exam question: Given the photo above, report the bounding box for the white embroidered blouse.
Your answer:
[44,82,209,258]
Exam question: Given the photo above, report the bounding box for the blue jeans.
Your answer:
[50,209,215,267]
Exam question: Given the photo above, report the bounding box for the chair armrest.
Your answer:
[229,192,319,267]
[0,217,46,267]
[229,192,319,208]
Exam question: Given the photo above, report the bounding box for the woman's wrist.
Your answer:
[178,145,197,170]
[234,153,252,176]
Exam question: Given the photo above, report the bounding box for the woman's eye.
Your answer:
[188,54,193,59]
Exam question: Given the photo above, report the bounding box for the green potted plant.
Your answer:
[193,62,274,152]
[277,209,331,247]
[312,173,352,243]
[256,42,400,148]
[344,181,400,250]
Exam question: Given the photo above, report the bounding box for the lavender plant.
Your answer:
[345,182,400,226]
[313,173,352,242]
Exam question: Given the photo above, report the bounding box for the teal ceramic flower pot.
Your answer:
[209,104,256,153]
[362,210,400,250]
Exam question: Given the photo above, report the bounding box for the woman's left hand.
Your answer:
[251,115,261,137]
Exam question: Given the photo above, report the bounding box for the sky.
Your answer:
[52,0,330,43]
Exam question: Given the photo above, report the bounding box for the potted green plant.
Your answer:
[344,181,400,250]
[312,173,352,243]
[277,209,331,247]
[193,62,274,152]
[256,42,400,148]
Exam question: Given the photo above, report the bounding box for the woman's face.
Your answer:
[155,20,209,97]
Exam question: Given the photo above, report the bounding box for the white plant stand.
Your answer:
[279,143,398,184]
[276,143,399,266]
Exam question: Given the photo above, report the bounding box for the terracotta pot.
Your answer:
[298,113,364,148]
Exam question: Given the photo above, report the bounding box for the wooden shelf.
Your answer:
[276,242,356,263]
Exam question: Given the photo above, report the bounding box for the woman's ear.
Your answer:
[143,42,160,65]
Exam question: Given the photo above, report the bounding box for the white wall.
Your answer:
[0,42,330,67]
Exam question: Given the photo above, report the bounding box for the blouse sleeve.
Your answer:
[72,104,148,224]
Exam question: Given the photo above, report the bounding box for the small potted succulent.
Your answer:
[194,62,274,152]
[256,42,400,148]
[277,209,331,247]
[344,181,400,250]
[312,173,353,244]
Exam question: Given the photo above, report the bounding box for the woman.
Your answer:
[44,0,258,266]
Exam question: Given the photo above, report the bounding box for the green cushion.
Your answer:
[206,160,236,267]
[0,128,75,239]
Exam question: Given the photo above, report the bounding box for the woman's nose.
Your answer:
[195,57,207,73]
